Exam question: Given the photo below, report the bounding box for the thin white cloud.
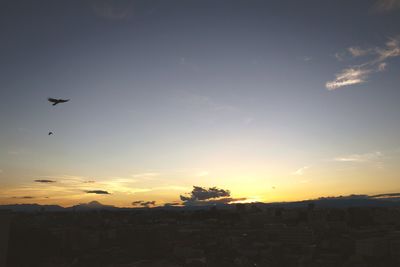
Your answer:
[334,151,383,163]
[131,172,160,178]
[91,177,154,195]
[373,0,400,12]
[292,166,311,176]
[378,62,387,71]
[196,171,209,177]
[243,116,255,125]
[175,91,239,114]
[334,52,346,61]
[327,36,400,90]
[91,1,133,20]
[152,185,190,191]
[180,57,186,65]
[376,37,400,61]
[348,47,373,57]
[8,149,30,155]
[3,175,150,200]
[326,68,370,90]
[174,91,255,126]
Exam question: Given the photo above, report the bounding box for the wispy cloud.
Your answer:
[326,68,371,90]
[12,196,35,199]
[2,175,151,202]
[174,91,254,125]
[34,179,56,183]
[327,36,400,90]
[152,185,190,192]
[99,178,150,194]
[348,47,373,57]
[371,192,400,198]
[178,57,201,72]
[8,149,30,155]
[163,202,181,207]
[176,92,239,113]
[334,52,346,61]
[85,190,110,195]
[378,62,387,71]
[243,116,255,125]
[131,172,160,179]
[334,151,383,163]
[291,166,311,176]
[196,171,209,177]
[373,0,400,12]
[376,37,400,61]
[91,0,133,20]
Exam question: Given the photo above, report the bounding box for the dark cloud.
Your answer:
[13,196,35,199]
[180,186,230,202]
[132,200,156,207]
[83,180,96,183]
[142,201,156,207]
[163,202,181,207]
[132,200,144,206]
[34,179,56,183]
[371,193,400,198]
[179,186,241,206]
[85,190,110,195]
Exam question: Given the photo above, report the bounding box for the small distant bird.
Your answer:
[48,132,53,135]
[48,98,70,106]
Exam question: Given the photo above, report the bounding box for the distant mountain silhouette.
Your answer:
[0,201,117,213]
[2,194,400,212]
[0,204,64,212]
[262,194,400,209]
[70,201,117,211]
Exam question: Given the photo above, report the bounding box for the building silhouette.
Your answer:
[0,211,12,267]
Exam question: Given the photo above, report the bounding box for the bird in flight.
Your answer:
[48,98,70,106]
[48,132,53,135]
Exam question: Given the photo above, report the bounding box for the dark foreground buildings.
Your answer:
[0,211,12,267]
[3,205,400,267]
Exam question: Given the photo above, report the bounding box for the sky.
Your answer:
[1,0,400,207]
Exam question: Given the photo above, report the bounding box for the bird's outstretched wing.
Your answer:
[48,98,70,106]
[48,98,58,103]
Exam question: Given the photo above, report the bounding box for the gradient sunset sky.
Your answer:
[1,0,400,207]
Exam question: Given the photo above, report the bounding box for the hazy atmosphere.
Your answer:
[1,0,400,207]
